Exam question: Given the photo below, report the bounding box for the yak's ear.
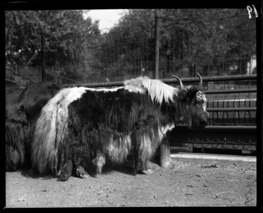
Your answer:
[196,91,204,102]
[17,104,28,122]
[17,104,25,115]
[92,158,97,165]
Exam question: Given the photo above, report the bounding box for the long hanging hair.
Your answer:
[124,76,179,104]
[31,86,125,175]
[31,87,89,174]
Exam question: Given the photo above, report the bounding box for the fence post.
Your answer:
[154,14,171,169]
[41,29,46,82]
[154,15,160,79]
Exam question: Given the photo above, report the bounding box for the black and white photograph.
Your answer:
[5,5,259,208]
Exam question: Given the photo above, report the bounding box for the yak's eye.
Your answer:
[18,109,24,115]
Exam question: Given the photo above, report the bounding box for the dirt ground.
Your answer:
[5,157,256,207]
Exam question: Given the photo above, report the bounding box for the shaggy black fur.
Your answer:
[58,86,208,179]
[5,82,60,171]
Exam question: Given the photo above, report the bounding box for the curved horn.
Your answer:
[196,72,203,88]
[172,75,184,89]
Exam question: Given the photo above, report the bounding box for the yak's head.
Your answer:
[17,82,60,122]
[6,91,28,123]
[6,82,60,124]
[173,73,209,129]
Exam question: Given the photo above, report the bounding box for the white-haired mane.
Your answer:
[124,76,178,104]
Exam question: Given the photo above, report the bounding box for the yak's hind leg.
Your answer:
[6,146,21,171]
[5,120,29,171]
[57,144,89,181]
[57,139,74,181]
[57,138,88,181]
[57,159,73,181]
[71,140,89,179]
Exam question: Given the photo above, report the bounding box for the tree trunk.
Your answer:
[41,30,46,82]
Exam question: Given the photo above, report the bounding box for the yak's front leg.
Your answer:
[133,119,159,175]
[137,136,153,175]
[92,152,106,177]
[131,130,140,176]
[57,144,74,181]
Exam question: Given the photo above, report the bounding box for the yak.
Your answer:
[31,74,209,181]
[5,82,60,171]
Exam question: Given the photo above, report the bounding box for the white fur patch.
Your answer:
[124,76,178,104]
[196,91,203,101]
[105,135,132,163]
[158,124,175,140]
[86,87,124,92]
[32,87,89,173]
[202,94,207,111]
[139,134,154,163]
[196,91,207,111]
[93,153,106,174]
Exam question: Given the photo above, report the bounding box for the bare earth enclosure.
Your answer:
[6,158,256,207]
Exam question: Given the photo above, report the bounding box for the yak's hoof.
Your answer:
[75,165,88,178]
[94,172,103,178]
[80,174,89,179]
[28,168,37,177]
[42,176,52,180]
[57,175,69,181]
[138,169,153,175]
[57,170,71,181]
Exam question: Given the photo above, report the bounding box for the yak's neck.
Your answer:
[158,91,188,128]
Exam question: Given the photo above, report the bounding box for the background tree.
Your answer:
[97,9,256,78]
[6,9,257,84]
[5,10,100,82]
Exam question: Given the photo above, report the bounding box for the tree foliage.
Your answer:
[5,10,100,79]
[6,9,257,83]
[98,9,256,78]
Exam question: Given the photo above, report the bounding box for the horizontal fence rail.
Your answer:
[174,125,256,131]
[162,74,257,84]
[205,125,256,131]
[61,74,257,88]
[205,88,257,94]
[207,107,256,112]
